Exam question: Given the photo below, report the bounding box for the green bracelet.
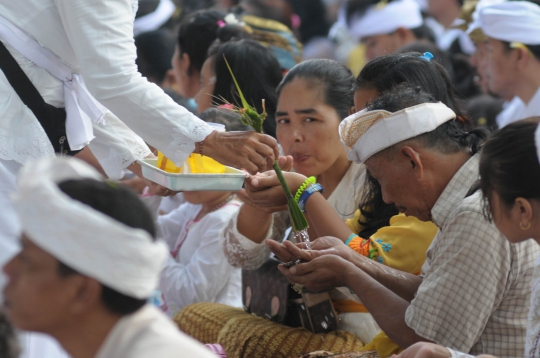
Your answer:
[294,176,316,203]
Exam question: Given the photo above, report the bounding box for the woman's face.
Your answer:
[171,45,200,98]
[276,78,347,177]
[354,87,380,112]
[194,56,216,113]
[490,191,537,244]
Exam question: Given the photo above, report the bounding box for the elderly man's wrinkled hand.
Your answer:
[277,255,354,293]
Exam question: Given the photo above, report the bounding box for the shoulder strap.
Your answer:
[0,40,49,116]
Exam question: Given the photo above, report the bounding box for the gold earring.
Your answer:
[520,221,531,230]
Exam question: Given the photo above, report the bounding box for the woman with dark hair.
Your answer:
[395,118,540,358]
[172,9,225,98]
[195,38,283,138]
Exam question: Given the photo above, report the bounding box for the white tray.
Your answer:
[138,159,247,191]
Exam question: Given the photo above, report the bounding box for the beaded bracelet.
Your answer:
[294,176,316,203]
[297,183,324,212]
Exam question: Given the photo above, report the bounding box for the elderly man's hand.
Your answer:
[266,237,354,263]
[200,131,279,174]
[277,255,355,293]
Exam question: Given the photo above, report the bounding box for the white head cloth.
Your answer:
[466,0,506,35]
[0,15,107,151]
[473,1,540,45]
[134,0,176,37]
[536,124,540,165]
[346,0,423,41]
[339,102,456,163]
[13,158,169,299]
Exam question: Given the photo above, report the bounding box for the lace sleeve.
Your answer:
[219,207,290,270]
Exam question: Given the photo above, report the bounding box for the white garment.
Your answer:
[158,194,186,215]
[0,0,213,178]
[158,200,243,318]
[437,19,476,55]
[96,305,217,358]
[496,87,540,128]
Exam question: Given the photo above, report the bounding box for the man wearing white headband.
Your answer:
[272,87,538,355]
[338,0,429,60]
[2,158,217,358]
[474,1,540,128]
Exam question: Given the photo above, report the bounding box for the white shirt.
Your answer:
[496,88,540,128]
[158,200,243,318]
[0,0,213,179]
[96,305,217,358]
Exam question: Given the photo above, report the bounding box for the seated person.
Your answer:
[394,118,540,358]
[2,158,217,358]
[254,86,539,356]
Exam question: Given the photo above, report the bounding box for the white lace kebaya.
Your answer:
[0,0,214,179]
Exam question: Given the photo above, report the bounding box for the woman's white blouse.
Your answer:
[0,0,213,179]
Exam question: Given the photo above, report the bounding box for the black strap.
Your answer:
[0,40,80,155]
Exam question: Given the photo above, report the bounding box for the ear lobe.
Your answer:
[181,52,191,74]
[515,197,534,223]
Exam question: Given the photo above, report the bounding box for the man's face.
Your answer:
[485,37,518,100]
[3,235,79,332]
[365,149,434,221]
[362,33,402,61]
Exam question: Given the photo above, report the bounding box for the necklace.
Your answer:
[209,194,235,213]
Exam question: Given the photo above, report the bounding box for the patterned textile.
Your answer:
[176,303,365,358]
[526,257,540,358]
[405,154,540,356]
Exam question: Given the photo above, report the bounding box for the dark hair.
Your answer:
[356,52,469,124]
[135,29,175,84]
[480,117,540,219]
[177,10,225,75]
[0,310,19,358]
[502,41,540,62]
[56,179,156,316]
[276,59,354,120]
[210,39,283,138]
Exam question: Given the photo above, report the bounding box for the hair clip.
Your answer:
[217,20,226,28]
[419,52,433,62]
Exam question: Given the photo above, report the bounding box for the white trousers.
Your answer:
[0,159,70,358]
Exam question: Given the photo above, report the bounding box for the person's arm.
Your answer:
[53,0,277,174]
[279,255,430,348]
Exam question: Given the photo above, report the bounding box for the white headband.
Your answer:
[347,0,423,41]
[13,158,169,299]
[466,0,506,35]
[339,102,456,163]
[134,0,176,37]
[473,1,540,45]
[536,124,540,165]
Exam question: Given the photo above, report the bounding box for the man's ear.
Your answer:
[181,52,191,75]
[67,276,103,315]
[399,146,424,177]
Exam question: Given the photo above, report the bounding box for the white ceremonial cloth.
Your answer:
[338,0,423,41]
[476,1,540,45]
[0,0,213,173]
[158,200,243,318]
[466,0,506,35]
[0,14,107,151]
[133,0,176,37]
[496,88,540,128]
[96,305,217,358]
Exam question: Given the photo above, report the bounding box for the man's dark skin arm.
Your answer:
[272,243,431,348]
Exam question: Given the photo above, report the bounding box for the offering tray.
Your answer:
[138,158,247,191]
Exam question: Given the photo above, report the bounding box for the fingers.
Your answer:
[266,240,298,262]
[256,133,279,160]
[250,174,281,189]
[282,241,317,262]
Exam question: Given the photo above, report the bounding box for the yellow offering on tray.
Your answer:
[157,152,226,174]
